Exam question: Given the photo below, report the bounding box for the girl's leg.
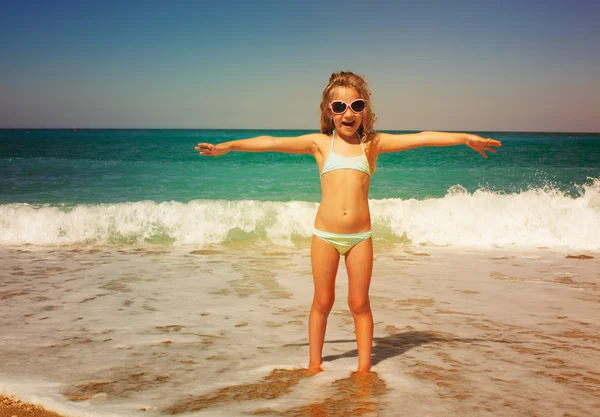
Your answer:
[345,238,374,371]
[309,235,340,372]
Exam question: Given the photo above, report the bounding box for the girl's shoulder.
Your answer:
[314,132,332,139]
[302,133,331,155]
[299,132,329,139]
[363,131,381,146]
[309,132,333,144]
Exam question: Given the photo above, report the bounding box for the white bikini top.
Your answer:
[321,131,371,177]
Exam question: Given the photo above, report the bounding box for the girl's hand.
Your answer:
[195,143,230,157]
[465,134,502,159]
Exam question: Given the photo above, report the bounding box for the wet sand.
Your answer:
[0,395,63,417]
[1,245,599,416]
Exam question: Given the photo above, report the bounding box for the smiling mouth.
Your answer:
[342,121,356,128]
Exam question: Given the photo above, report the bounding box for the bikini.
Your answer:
[314,131,373,255]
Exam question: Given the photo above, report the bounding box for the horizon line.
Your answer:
[1,128,599,135]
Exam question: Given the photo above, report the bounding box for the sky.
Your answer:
[1,0,599,132]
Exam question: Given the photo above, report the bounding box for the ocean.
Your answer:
[1,129,599,416]
[1,129,599,249]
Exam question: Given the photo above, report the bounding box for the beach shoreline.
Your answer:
[1,244,599,416]
[0,395,63,417]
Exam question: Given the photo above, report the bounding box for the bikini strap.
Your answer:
[358,132,366,154]
[330,131,336,152]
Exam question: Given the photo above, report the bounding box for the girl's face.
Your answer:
[329,87,363,138]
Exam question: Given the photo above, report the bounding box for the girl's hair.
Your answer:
[320,71,377,141]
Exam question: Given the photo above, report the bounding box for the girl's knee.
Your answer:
[348,297,371,316]
[313,294,335,315]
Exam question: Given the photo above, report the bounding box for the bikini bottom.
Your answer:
[313,228,372,255]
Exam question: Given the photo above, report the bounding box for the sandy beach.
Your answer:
[1,395,63,417]
[1,244,599,416]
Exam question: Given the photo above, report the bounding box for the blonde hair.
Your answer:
[320,71,377,142]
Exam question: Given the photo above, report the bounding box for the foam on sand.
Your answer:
[1,244,598,416]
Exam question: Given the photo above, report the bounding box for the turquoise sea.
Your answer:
[1,129,599,248]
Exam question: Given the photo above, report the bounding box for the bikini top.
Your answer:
[321,131,372,177]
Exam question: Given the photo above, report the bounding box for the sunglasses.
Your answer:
[329,99,366,114]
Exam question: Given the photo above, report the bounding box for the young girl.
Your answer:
[196,71,501,373]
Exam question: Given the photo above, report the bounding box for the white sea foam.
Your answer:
[0,377,128,417]
[1,179,599,249]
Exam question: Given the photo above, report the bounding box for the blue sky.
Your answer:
[1,0,599,131]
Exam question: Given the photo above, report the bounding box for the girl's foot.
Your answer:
[307,362,323,374]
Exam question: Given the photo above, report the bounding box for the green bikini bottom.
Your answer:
[313,228,372,255]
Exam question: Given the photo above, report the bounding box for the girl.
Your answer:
[196,71,501,373]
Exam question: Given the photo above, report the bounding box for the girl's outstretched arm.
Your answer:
[195,134,321,157]
[377,131,502,159]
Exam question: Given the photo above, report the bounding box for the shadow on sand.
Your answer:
[287,330,515,367]
[166,331,517,415]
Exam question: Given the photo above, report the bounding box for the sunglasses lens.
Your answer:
[351,100,365,113]
[331,101,347,114]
